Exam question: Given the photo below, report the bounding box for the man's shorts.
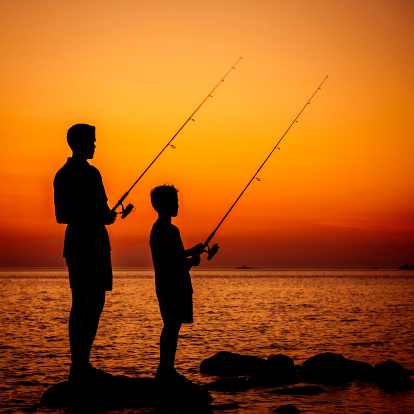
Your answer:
[157,291,193,324]
[65,251,113,291]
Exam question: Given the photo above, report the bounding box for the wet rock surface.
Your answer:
[201,350,413,413]
[374,360,414,391]
[273,404,301,413]
[40,374,212,411]
[249,354,297,386]
[41,352,413,412]
[200,350,267,376]
[300,352,374,384]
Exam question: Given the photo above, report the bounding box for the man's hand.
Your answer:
[105,210,117,225]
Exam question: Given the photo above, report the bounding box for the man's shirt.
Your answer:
[54,157,111,257]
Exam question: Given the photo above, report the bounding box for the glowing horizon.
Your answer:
[1,0,413,267]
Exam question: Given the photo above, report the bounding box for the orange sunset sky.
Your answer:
[1,0,413,268]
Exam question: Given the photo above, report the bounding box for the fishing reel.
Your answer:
[120,203,135,219]
[205,243,219,260]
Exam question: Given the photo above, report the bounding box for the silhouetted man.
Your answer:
[54,123,116,381]
[149,185,204,381]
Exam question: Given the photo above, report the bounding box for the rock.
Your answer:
[346,359,375,381]
[301,352,374,384]
[200,351,267,376]
[271,385,326,395]
[205,377,251,392]
[267,354,295,371]
[273,404,301,413]
[40,381,72,407]
[374,360,414,391]
[40,374,212,411]
[249,354,297,386]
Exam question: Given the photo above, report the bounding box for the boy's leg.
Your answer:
[159,315,181,375]
[77,289,106,367]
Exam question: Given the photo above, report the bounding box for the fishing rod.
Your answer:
[112,57,243,219]
[203,76,328,260]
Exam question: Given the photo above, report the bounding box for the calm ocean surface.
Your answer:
[1,268,413,413]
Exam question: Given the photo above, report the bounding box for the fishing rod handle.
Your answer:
[111,192,129,213]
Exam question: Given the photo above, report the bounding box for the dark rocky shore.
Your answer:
[40,351,414,413]
[40,374,213,413]
[201,351,414,390]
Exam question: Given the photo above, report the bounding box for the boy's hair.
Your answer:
[150,184,178,213]
[67,124,95,150]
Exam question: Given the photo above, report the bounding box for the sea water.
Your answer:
[0,268,413,413]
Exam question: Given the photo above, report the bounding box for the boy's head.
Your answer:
[67,124,96,159]
[150,185,178,217]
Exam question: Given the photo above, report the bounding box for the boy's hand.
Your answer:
[191,255,201,267]
[190,243,205,256]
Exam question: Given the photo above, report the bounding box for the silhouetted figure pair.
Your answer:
[54,124,116,382]
[54,125,203,384]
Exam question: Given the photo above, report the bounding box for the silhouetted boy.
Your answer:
[150,185,204,381]
[53,123,116,381]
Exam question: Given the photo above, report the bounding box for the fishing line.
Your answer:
[203,76,328,260]
[112,57,243,218]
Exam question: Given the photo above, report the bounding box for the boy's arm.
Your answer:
[185,242,204,269]
[185,255,200,270]
[185,243,205,257]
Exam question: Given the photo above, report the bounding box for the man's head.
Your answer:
[150,185,179,217]
[67,124,96,159]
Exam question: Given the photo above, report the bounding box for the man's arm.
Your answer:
[54,204,70,224]
[54,169,116,225]
[103,202,117,225]
[53,174,71,223]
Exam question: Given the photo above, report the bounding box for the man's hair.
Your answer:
[150,184,178,213]
[67,124,95,150]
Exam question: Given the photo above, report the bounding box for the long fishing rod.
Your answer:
[203,76,328,260]
[112,57,243,219]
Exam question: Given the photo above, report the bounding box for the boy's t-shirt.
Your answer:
[150,220,193,300]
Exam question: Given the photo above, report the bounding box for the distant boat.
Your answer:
[398,265,414,270]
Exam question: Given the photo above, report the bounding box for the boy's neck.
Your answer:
[157,214,172,225]
[71,152,89,162]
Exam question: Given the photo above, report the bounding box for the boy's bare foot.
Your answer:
[155,367,188,383]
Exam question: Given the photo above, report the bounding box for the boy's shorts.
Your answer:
[157,292,193,324]
[65,251,113,291]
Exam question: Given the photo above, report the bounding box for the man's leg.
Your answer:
[69,288,87,369]
[69,288,105,374]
